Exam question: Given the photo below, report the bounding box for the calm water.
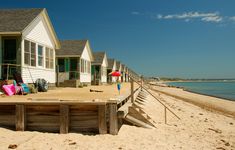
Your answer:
[167,81,235,101]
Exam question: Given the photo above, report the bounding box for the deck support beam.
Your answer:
[98,105,107,134]
[60,104,69,134]
[109,103,118,135]
[15,104,25,131]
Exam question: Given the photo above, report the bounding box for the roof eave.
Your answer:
[42,9,61,49]
[92,62,102,65]
[56,55,81,58]
[0,32,21,35]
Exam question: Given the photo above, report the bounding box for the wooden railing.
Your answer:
[130,76,181,124]
[0,63,21,80]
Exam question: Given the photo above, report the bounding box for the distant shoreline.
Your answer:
[163,80,235,83]
[151,81,235,102]
[150,84,235,119]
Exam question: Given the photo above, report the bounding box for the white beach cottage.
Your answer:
[56,40,94,87]
[91,52,108,85]
[107,59,117,83]
[0,8,60,86]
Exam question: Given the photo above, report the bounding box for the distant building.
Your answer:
[91,52,108,85]
[107,59,116,83]
[56,40,94,86]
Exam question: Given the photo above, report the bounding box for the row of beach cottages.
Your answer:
[0,8,134,87]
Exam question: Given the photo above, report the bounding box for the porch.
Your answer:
[57,57,81,87]
[91,65,101,85]
[0,36,22,80]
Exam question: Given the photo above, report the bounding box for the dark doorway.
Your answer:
[69,58,78,79]
[1,38,17,79]
[3,39,17,64]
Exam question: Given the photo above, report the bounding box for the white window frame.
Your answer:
[37,45,44,67]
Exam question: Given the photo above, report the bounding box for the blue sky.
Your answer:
[1,0,235,79]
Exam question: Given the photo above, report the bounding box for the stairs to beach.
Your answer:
[118,89,157,129]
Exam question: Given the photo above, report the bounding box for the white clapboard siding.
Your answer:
[80,45,92,83]
[101,54,108,83]
[101,75,107,83]
[22,67,55,84]
[111,61,116,82]
[80,73,91,83]
[22,14,55,48]
[20,12,57,84]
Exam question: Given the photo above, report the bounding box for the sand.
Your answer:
[0,84,234,150]
[0,83,137,102]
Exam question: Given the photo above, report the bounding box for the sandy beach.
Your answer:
[0,83,234,150]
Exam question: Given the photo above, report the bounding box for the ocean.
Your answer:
[167,81,235,101]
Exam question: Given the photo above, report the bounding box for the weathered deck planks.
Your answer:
[0,86,141,135]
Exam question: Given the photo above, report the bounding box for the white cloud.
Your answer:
[229,16,235,21]
[201,16,222,23]
[131,11,140,15]
[157,14,163,19]
[132,11,235,24]
[157,11,223,23]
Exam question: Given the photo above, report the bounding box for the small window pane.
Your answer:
[46,59,49,68]
[24,53,30,65]
[38,45,43,67]
[38,45,43,56]
[24,40,30,52]
[46,48,50,68]
[31,42,36,54]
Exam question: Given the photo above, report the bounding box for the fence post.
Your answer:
[15,104,25,131]
[131,77,134,103]
[60,104,69,134]
[164,107,167,124]
[140,75,143,91]
[98,105,107,134]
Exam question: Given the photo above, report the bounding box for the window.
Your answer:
[46,48,50,68]
[84,60,87,73]
[46,48,54,69]
[80,59,90,73]
[101,66,107,76]
[24,40,30,65]
[38,45,43,67]
[81,59,83,73]
[50,49,54,69]
[30,42,36,66]
[87,61,91,73]
[24,40,36,66]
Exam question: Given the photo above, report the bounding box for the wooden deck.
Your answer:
[0,84,140,135]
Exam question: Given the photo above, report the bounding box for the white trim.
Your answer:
[23,37,54,49]
[21,9,60,49]
[22,39,55,70]
[56,55,80,58]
